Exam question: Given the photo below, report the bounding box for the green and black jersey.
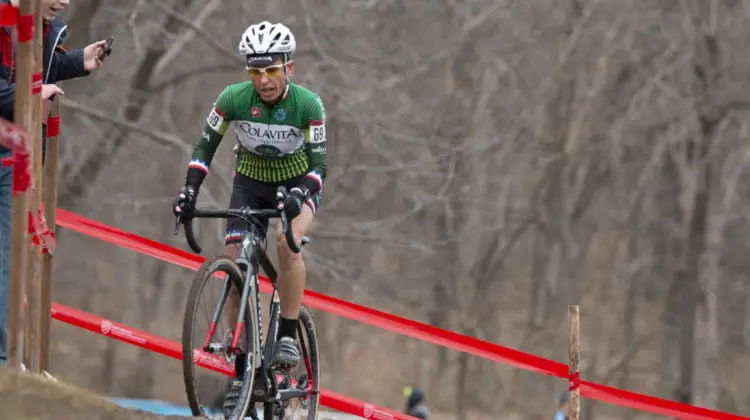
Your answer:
[185,81,327,194]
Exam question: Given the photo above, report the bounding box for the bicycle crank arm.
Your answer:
[278,387,309,401]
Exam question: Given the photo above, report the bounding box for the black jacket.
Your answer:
[0,0,89,153]
[405,388,430,420]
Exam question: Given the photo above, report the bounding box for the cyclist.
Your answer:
[172,21,327,415]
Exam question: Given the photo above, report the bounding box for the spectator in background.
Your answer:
[0,0,108,366]
[404,385,430,420]
[554,390,571,420]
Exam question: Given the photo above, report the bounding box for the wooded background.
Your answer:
[43,0,750,418]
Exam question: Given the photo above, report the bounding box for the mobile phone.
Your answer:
[98,36,114,60]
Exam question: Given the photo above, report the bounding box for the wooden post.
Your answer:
[24,3,44,373]
[23,219,34,369]
[39,92,60,374]
[7,0,39,371]
[568,305,580,420]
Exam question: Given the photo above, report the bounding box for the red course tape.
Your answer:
[27,201,56,255]
[55,208,567,378]
[50,302,418,420]
[569,371,580,391]
[54,209,750,420]
[2,150,31,195]
[31,72,42,94]
[47,115,60,137]
[17,14,32,42]
[0,4,18,26]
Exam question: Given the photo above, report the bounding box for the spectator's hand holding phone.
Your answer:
[83,38,112,71]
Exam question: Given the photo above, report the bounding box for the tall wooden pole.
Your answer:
[568,305,581,420]
[7,0,39,371]
[39,92,60,374]
[24,1,43,372]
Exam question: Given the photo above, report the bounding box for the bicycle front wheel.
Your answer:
[182,255,259,419]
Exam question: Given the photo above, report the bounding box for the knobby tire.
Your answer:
[182,255,259,420]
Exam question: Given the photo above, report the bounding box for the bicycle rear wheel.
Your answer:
[264,305,321,419]
[182,255,259,419]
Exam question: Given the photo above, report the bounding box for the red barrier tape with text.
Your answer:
[50,302,416,420]
[0,1,56,254]
[0,99,56,254]
[55,210,563,376]
[55,209,750,420]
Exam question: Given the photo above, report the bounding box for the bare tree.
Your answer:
[40,1,750,418]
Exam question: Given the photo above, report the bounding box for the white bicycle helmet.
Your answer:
[238,21,296,58]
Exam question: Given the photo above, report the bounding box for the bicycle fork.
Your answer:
[202,273,231,353]
[202,271,250,356]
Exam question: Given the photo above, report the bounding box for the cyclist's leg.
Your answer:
[273,179,320,368]
[276,205,314,321]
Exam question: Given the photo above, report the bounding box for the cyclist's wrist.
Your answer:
[185,167,205,193]
[298,178,318,196]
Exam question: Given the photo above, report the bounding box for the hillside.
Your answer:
[0,367,195,420]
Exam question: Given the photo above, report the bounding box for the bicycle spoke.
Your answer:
[192,276,234,410]
[183,256,258,419]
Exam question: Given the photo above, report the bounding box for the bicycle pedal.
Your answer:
[295,373,308,390]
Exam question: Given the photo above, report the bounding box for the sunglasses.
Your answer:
[246,62,289,79]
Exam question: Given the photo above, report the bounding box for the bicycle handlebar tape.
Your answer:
[184,218,202,254]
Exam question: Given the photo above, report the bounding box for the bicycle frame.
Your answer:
[203,225,307,404]
[178,185,310,407]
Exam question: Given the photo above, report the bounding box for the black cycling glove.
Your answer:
[283,187,309,220]
[172,185,197,217]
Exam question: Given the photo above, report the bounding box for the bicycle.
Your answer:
[174,186,320,420]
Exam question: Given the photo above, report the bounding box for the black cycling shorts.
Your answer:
[224,172,321,245]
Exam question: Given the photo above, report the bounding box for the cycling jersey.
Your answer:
[185,81,326,195]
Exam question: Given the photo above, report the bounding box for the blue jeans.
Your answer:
[0,149,12,365]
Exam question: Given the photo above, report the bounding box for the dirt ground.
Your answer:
[0,367,199,420]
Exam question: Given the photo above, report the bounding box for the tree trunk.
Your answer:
[675,0,722,404]
[455,331,470,420]
[619,227,638,391]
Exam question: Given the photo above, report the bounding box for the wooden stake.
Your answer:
[39,92,60,374]
[25,3,44,373]
[568,305,580,420]
[23,226,34,369]
[7,0,39,371]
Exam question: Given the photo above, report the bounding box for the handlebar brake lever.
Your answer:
[276,186,288,203]
[172,215,181,235]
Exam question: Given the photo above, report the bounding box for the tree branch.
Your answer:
[150,1,242,66]
[60,98,189,151]
[152,0,225,79]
